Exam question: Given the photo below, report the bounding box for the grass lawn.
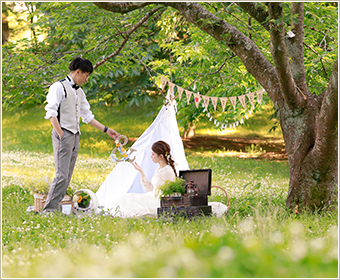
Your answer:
[2,98,338,278]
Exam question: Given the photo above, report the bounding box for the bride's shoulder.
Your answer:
[159,165,173,172]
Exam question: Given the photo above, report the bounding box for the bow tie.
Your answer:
[72,84,79,90]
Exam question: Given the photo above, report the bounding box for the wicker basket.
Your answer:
[34,193,47,212]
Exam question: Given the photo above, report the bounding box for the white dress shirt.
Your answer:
[44,76,95,124]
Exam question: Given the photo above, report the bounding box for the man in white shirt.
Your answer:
[43,57,120,212]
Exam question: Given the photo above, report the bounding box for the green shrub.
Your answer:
[157,178,186,197]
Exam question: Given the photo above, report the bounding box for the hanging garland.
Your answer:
[134,54,266,130]
[160,76,265,111]
[202,102,252,130]
[159,75,265,129]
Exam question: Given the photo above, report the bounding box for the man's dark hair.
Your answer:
[68,57,93,74]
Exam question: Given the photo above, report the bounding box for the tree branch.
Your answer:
[93,2,154,14]
[267,2,304,109]
[303,43,330,79]
[285,2,310,95]
[309,26,337,45]
[164,2,280,106]
[236,2,270,31]
[93,7,163,69]
[313,57,338,167]
[223,7,269,44]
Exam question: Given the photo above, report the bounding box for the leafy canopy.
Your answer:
[2,2,338,129]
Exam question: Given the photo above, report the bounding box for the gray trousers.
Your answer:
[43,128,79,211]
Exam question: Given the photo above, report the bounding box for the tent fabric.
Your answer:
[96,100,189,208]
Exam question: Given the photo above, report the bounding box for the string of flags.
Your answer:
[160,75,265,130]
[160,76,265,112]
[202,102,252,130]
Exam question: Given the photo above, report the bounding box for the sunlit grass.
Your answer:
[2,99,338,278]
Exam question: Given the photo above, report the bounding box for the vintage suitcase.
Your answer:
[160,169,211,207]
[158,169,212,219]
[157,205,212,219]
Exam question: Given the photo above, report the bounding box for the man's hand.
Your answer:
[107,128,120,140]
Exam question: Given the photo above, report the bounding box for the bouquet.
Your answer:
[73,191,91,208]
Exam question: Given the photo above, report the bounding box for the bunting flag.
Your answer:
[158,75,266,116]
[202,102,252,131]
[210,97,219,111]
[161,76,168,89]
[246,92,255,109]
[168,82,175,93]
[220,97,229,112]
[193,93,201,108]
[238,95,247,110]
[186,90,193,105]
[177,86,184,101]
[256,88,264,104]
[203,95,210,109]
[229,96,237,110]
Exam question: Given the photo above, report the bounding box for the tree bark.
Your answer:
[2,3,10,44]
[92,2,338,211]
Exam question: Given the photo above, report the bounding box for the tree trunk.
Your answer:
[183,123,196,139]
[2,3,10,44]
[281,93,338,212]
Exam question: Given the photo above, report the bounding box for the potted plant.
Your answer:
[157,178,186,197]
[25,177,74,212]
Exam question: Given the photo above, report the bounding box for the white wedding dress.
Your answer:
[105,165,175,218]
[96,97,229,218]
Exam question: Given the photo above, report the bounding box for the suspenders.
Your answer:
[59,78,68,98]
[57,78,67,124]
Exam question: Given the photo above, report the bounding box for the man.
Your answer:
[43,57,119,212]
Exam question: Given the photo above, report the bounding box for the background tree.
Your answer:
[2,2,338,211]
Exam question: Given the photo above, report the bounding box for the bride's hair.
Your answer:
[152,141,177,177]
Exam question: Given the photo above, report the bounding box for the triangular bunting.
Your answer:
[246,92,255,109]
[256,88,264,104]
[186,90,193,105]
[238,95,247,110]
[177,87,184,101]
[210,97,219,111]
[203,96,210,108]
[229,96,237,110]
[220,97,229,112]
[168,82,175,93]
[160,76,168,90]
[193,93,201,108]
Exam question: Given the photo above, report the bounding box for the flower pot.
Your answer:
[73,189,98,213]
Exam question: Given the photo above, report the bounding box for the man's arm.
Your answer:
[50,117,63,138]
[89,118,120,140]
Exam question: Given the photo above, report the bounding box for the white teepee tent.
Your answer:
[96,98,189,207]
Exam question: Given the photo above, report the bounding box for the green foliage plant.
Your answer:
[24,176,74,197]
[24,177,50,195]
[157,177,186,197]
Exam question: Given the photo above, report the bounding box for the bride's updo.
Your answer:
[152,141,177,177]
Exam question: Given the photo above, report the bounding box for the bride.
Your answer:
[103,140,176,218]
[98,140,229,218]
